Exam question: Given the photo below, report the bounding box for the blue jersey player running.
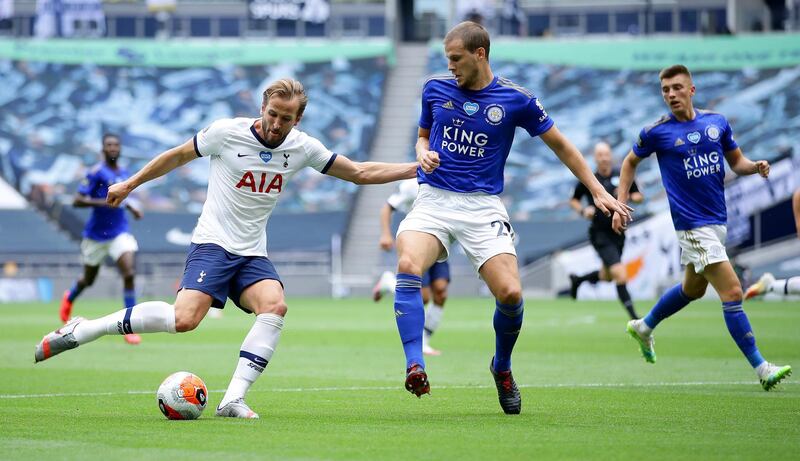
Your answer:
[34,78,418,418]
[613,64,791,390]
[395,21,632,414]
[61,133,143,345]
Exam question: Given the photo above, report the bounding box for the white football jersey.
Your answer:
[386,178,419,214]
[192,118,336,256]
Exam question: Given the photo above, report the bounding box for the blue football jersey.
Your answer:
[632,110,738,231]
[418,75,553,194]
[78,163,130,241]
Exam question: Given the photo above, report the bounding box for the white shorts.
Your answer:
[676,224,728,274]
[81,233,139,266]
[397,184,516,272]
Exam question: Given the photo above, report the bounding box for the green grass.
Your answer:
[1,297,798,460]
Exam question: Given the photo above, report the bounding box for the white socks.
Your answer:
[789,277,800,295]
[771,277,800,295]
[424,303,445,334]
[72,301,176,344]
[755,361,771,378]
[219,313,284,408]
[635,318,653,336]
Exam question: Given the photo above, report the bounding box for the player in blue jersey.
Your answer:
[613,64,791,390]
[61,134,143,345]
[393,21,633,414]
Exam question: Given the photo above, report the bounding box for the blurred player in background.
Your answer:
[614,64,791,390]
[744,187,800,299]
[374,178,450,356]
[35,78,418,419]
[569,141,643,320]
[61,133,143,345]
[394,21,632,414]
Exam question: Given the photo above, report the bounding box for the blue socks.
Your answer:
[722,301,764,368]
[643,283,692,329]
[124,288,136,309]
[493,300,524,372]
[393,273,425,369]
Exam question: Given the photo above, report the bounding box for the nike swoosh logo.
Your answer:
[237,153,248,157]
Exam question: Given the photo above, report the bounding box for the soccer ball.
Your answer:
[156,371,208,420]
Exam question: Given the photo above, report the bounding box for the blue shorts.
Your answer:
[422,261,450,287]
[179,243,282,312]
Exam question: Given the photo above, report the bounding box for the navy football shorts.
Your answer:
[179,243,282,312]
[422,260,451,287]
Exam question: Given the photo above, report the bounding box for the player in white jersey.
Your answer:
[374,178,450,356]
[34,78,418,418]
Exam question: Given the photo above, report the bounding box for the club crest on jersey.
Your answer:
[259,151,272,163]
[484,104,504,125]
[463,101,479,116]
[687,131,701,144]
[705,125,721,141]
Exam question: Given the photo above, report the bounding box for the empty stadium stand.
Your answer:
[0,209,77,253]
[0,41,389,218]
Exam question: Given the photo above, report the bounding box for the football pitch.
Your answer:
[1,297,798,460]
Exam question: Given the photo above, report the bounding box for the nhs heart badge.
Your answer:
[259,151,273,163]
[687,131,701,144]
[463,101,479,116]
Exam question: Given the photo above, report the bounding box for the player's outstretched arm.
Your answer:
[73,194,111,208]
[541,125,632,221]
[724,148,770,178]
[107,139,198,207]
[616,151,641,204]
[324,155,417,185]
[612,151,642,234]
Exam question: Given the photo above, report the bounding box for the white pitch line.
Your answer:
[0,380,795,400]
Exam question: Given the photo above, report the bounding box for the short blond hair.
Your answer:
[262,78,308,118]
[444,21,490,58]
